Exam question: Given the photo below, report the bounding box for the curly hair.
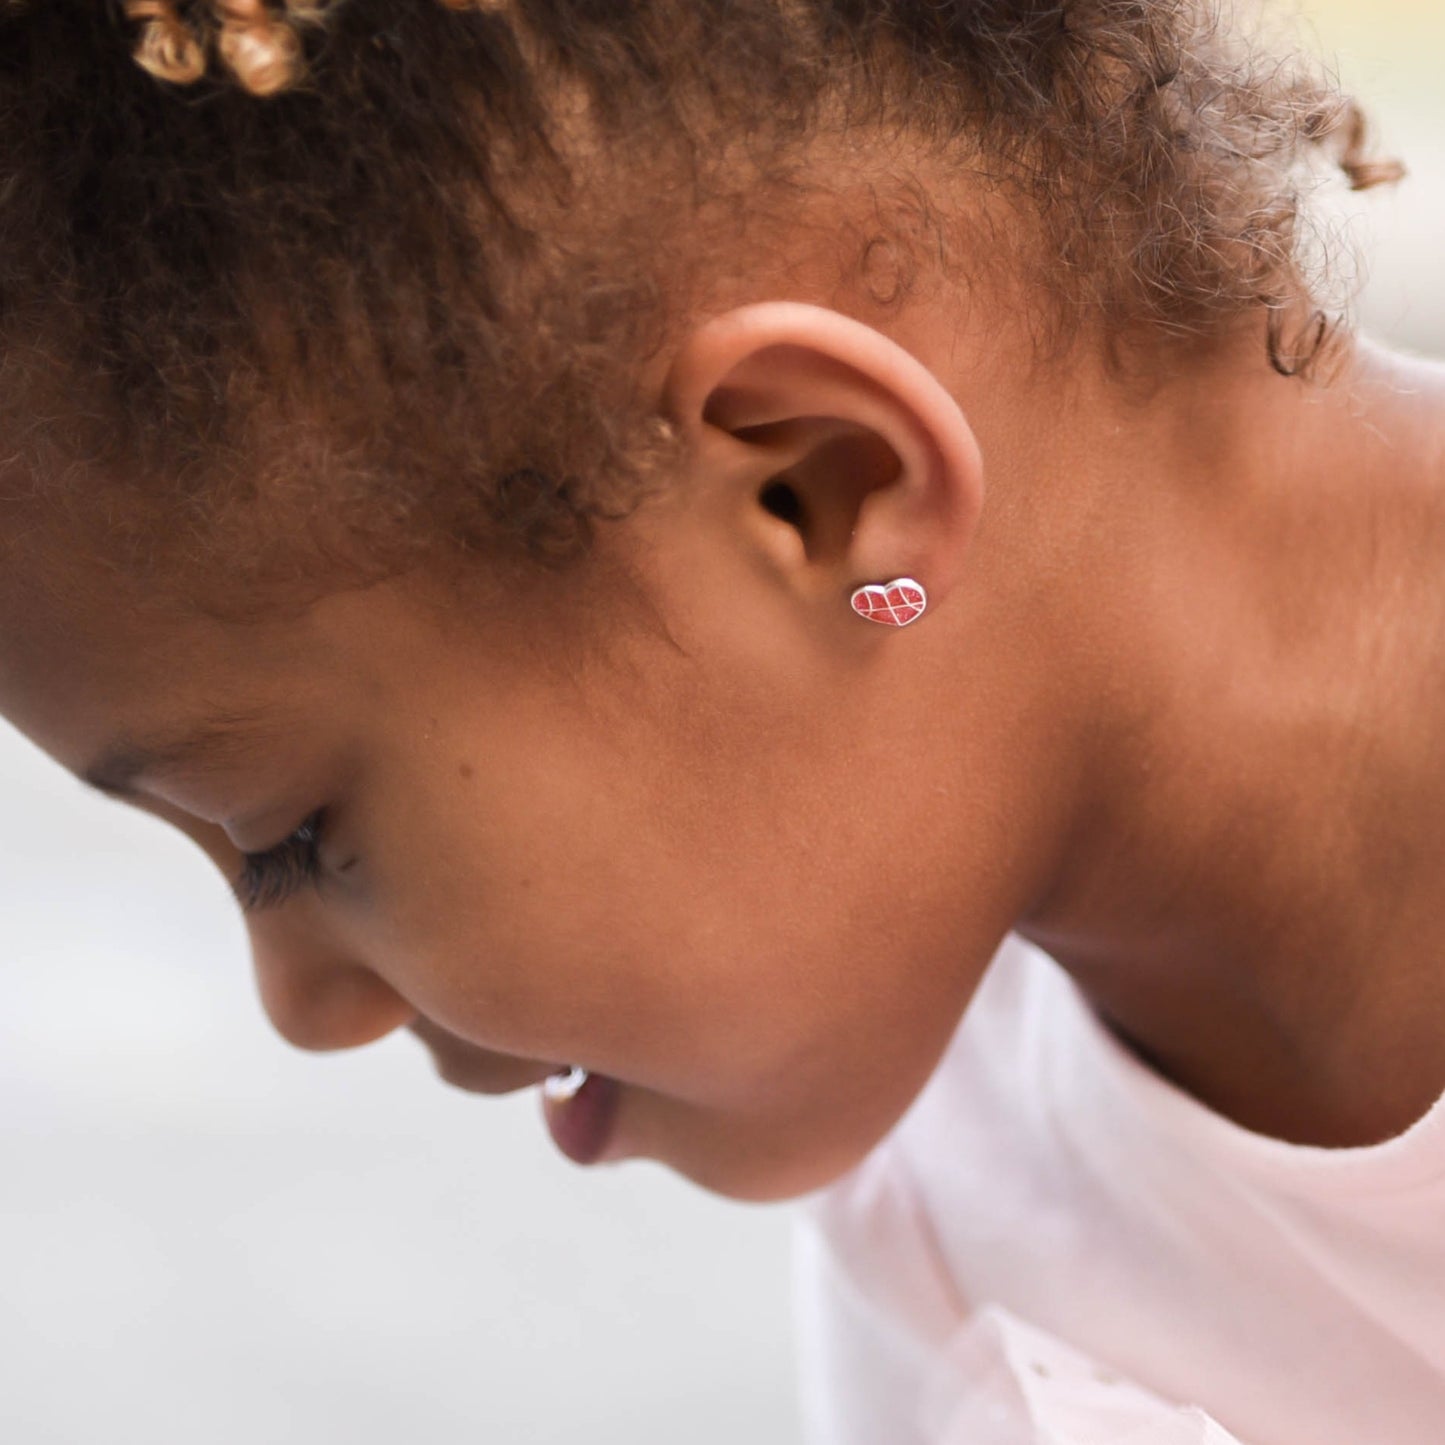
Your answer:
[0,0,1403,613]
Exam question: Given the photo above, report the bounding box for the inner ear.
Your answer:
[759,479,805,530]
[752,424,901,563]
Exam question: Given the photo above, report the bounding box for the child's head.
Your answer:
[0,0,1399,1200]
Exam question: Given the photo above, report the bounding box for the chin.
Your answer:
[660,1128,875,1205]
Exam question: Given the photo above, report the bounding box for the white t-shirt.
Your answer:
[792,935,1445,1445]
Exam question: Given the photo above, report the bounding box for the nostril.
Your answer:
[257,963,415,1053]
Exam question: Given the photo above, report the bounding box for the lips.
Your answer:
[408,1020,621,1164]
[541,1070,621,1165]
[407,1017,556,1096]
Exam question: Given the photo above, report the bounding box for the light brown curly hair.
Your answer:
[0,0,1403,614]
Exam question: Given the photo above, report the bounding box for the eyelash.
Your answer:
[235,809,329,913]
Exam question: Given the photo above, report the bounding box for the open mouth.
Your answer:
[541,1064,590,1102]
[541,1067,621,1165]
[407,1022,621,1163]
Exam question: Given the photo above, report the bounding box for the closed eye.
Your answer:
[235,809,328,913]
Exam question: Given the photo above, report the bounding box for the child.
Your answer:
[0,1,1439,1441]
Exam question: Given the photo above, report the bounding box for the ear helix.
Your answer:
[849,577,928,627]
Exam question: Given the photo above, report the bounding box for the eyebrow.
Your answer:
[81,709,277,799]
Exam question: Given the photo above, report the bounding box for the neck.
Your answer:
[987,331,1445,1145]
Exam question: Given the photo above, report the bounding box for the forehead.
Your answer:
[0,492,635,798]
[0,528,334,785]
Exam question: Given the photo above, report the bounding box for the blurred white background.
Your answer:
[1,6,1441,1444]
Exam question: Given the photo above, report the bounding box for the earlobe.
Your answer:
[660,301,985,618]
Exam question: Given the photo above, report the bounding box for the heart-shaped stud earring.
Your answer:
[850,577,928,627]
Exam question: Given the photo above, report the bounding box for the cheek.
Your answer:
[343,723,688,1058]
[363,662,982,1128]
[448,741,966,1110]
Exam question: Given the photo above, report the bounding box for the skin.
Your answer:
[2,283,1444,1202]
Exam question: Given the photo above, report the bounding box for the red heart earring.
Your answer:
[850,577,927,627]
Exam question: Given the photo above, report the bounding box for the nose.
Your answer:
[247,919,416,1053]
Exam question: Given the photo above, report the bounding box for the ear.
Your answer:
[659,301,984,621]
